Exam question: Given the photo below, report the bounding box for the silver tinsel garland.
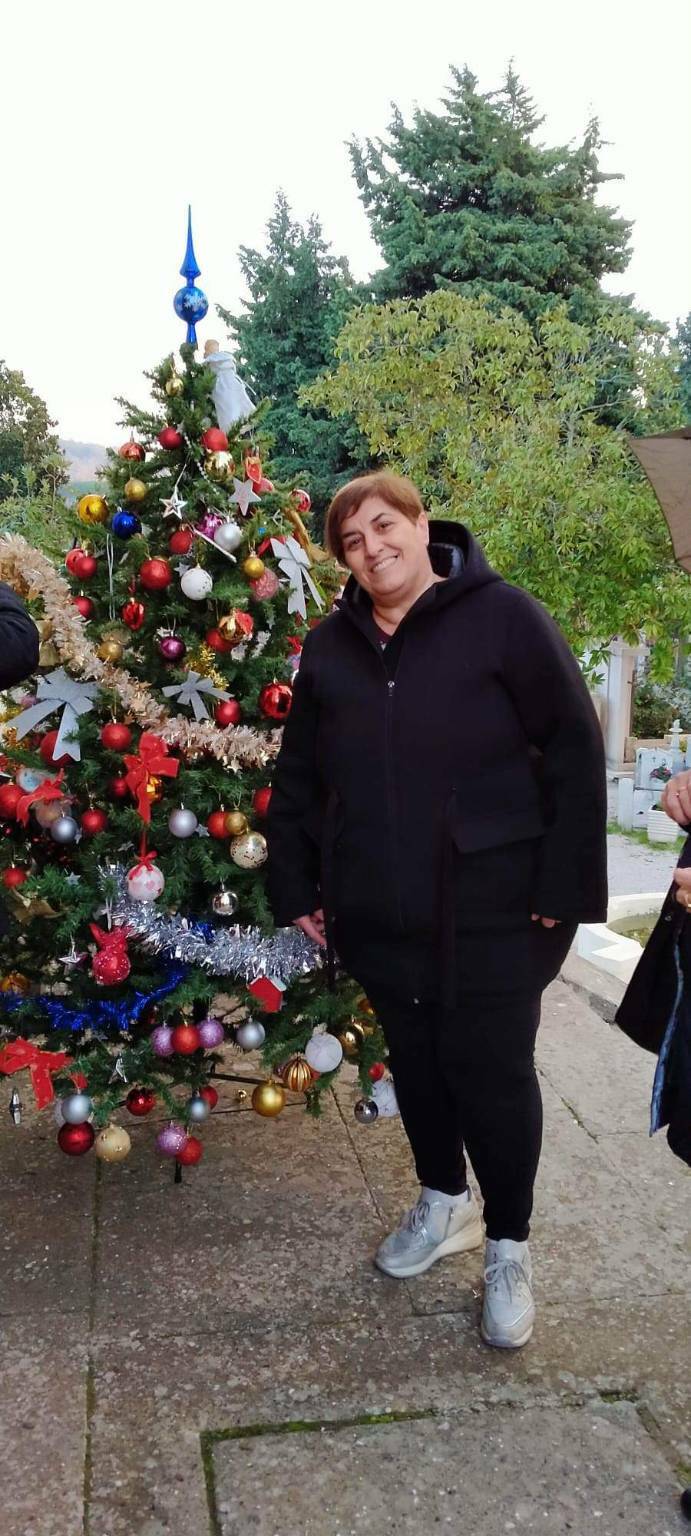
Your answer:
[107,868,319,984]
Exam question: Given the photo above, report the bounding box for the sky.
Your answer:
[2,0,689,447]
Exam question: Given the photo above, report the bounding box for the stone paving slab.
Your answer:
[537,980,655,1137]
[0,1171,94,1320]
[0,1318,88,1536]
[208,1401,687,1536]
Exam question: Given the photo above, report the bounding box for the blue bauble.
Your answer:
[111,509,141,539]
[174,284,208,326]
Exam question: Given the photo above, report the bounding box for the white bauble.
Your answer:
[61,1091,94,1124]
[180,565,213,601]
[230,831,267,869]
[371,1078,399,1119]
[126,862,166,903]
[214,520,243,554]
[304,1032,343,1074]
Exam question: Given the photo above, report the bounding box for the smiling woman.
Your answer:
[326,472,444,633]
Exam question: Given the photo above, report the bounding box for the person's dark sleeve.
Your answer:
[0,582,40,690]
[502,589,608,923]
[266,637,322,926]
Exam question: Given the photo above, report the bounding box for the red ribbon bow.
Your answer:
[123,732,178,823]
[16,770,66,827]
[0,1037,75,1109]
[131,846,158,876]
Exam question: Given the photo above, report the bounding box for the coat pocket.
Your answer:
[450,761,546,854]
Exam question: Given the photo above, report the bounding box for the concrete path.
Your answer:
[1,978,690,1535]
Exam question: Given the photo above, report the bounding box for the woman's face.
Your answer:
[340,496,430,603]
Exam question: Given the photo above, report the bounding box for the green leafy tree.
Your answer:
[0,344,384,1175]
[0,362,68,501]
[673,313,691,420]
[306,291,689,677]
[220,193,370,531]
[350,66,632,323]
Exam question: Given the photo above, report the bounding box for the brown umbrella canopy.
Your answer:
[628,427,691,572]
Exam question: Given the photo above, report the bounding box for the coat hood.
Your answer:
[337,518,502,623]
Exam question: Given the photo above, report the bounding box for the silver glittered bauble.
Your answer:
[214,519,243,555]
[50,814,80,844]
[168,807,199,839]
[61,1091,93,1124]
[211,886,239,918]
[235,1019,266,1051]
[186,1093,211,1123]
[354,1098,379,1125]
[230,831,267,869]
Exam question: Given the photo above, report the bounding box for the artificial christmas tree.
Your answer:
[0,214,387,1174]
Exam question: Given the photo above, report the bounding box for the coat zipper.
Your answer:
[384,674,406,935]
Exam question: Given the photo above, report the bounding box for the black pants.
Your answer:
[349,925,576,1243]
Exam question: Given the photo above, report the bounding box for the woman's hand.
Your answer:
[673,866,691,913]
[292,909,327,947]
[661,771,691,827]
[531,915,561,928]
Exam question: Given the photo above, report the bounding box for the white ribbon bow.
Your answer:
[14,667,98,761]
[161,670,231,722]
[270,536,324,621]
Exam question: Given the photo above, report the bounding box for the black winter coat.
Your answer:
[267,522,608,998]
[0,581,39,690]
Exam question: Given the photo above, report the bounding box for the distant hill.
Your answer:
[60,440,108,483]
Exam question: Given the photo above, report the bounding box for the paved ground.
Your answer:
[2,968,690,1535]
[607,777,683,897]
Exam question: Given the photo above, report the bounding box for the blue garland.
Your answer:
[0,963,188,1035]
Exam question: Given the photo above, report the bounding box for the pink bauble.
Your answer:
[151,1025,174,1058]
[250,569,280,602]
[197,1017,225,1048]
[196,510,225,539]
[155,1123,188,1157]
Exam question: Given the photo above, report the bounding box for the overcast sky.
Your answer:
[2,0,689,447]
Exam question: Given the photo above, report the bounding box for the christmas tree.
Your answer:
[0,213,387,1173]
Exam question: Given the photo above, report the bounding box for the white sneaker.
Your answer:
[481,1238,535,1349]
[375,1188,483,1278]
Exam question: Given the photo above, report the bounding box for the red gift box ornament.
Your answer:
[247,976,286,1013]
[89,925,132,986]
[123,732,179,823]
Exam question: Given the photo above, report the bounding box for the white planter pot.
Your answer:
[646,807,678,844]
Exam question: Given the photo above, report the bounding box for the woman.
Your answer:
[267,472,607,1349]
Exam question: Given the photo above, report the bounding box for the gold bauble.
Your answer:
[337,1020,366,1059]
[251,1079,286,1118]
[235,1088,248,1103]
[145,775,163,803]
[242,554,265,581]
[0,971,30,994]
[281,1054,313,1094]
[205,451,235,484]
[77,494,108,525]
[124,477,147,504]
[218,612,240,642]
[97,637,124,663]
[356,996,376,1019]
[165,373,184,397]
[94,1123,132,1163]
[224,810,248,836]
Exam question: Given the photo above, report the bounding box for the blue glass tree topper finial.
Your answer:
[173,205,208,346]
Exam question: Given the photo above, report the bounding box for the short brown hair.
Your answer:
[325,471,424,563]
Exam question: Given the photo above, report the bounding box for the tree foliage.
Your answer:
[673,312,691,420]
[0,361,68,501]
[306,291,689,676]
[219,193,370,527]
[350,66,633,322]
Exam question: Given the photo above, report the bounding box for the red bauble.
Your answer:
[200,1084,219,1109]
[170,1023,201,1055]
[0,783,23,819]
[368,1062,386,1082]
[65,547,86,575]
[139,558,173,592]
[293,488,311,514]
[73,552,98,580]
[73,595,94,619]
[206,627,233,654]
[252,787,272,817]
[109,775,129,801]
[80,807,108,836]
[2,865,28,888]
[244,453,263,486]
[118,437,145,462]
[169,527,194,555]
[93,948,130,986]
[201,427,228,453]
[177,1135,203,1165]
[121,600,146,631]
[214,699,242,728]
[126,1087,157,1117]
[100,721,132,751]
[257,477,275,494]
[40,729,71,767]
[259,682,293,720]
[207,810,229,840]
[157,426,183,450]
[58,1122,95,1156]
